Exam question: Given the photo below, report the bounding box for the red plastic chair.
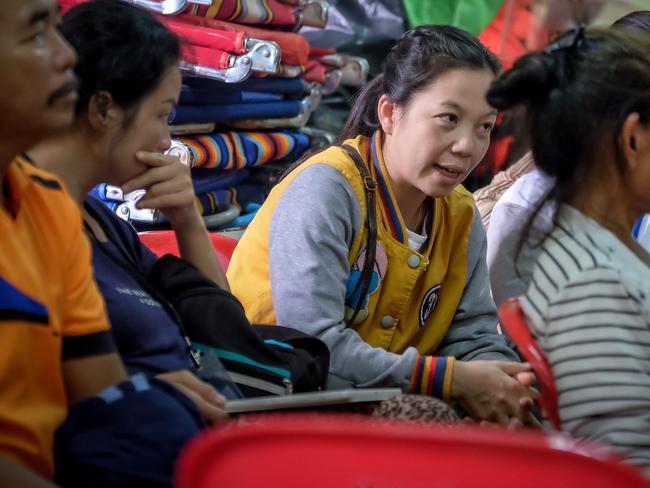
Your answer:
[138,230,237,271]
[175,414,648,488]
[498,298,561,430]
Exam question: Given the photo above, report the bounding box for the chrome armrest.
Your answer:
[180,53,253,83]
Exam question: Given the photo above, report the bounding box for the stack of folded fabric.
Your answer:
[163,0,368,230]
[163,1,329,230]
[64,0,369,230]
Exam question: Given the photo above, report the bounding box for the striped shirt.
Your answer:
[521,204,650,477]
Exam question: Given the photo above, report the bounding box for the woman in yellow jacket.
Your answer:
[228,25,535,425]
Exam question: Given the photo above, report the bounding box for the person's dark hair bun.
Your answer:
[488,27,650,205]
[486,51,560,110]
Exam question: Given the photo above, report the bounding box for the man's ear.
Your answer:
[377,94,397,135]
[87,91,120,131]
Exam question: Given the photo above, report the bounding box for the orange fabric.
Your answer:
[478,0,537,69]
[0,158,110,479]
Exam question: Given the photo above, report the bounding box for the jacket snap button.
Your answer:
[407,254,420,268]
[381,315,394,328]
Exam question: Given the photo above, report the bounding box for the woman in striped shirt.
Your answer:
[487,27,650,476]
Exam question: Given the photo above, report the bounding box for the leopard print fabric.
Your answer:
[358,395,460,423]
[315,395,460,424]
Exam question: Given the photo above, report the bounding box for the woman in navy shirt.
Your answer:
[29,0,228,422]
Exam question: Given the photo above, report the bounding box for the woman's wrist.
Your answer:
[166,204,205,232]
[410,355,455,401]
[449,359,467,402]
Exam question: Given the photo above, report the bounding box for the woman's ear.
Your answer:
[377,94,396,135]
[619,112,650,178]
[87,91,121,131]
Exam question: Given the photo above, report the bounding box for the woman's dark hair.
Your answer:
[276,25,500,183]
[339,24,501,141]
[60,0,180,123]
[487,27,650,205]
[612,10,650,31]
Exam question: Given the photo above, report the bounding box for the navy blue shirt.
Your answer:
[84,196,193,376]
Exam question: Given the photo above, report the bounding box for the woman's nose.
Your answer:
[159,133,172,154]
[451,132,476,158]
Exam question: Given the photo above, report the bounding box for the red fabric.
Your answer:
[59,0,79,13]
[176,15,309,66]
[309,47,336,57]
[138,231,237,271]
[182,44,232,70]
[162,17,246,54]
[302,60,326,84]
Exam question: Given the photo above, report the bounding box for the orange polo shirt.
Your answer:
[0,157,113,479]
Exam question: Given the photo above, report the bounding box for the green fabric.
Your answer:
[403,0,505,35]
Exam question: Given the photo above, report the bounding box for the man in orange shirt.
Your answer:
[0,0,129,484]
[1,1,229,484]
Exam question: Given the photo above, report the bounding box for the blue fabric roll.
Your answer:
[180,84,284,105]
[171,99,305,124]
[191,168,250,194]
[185,76,307,96]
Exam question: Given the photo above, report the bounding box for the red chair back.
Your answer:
[138,231,237,271]
[176,414,647,488]
[498,298,561,430]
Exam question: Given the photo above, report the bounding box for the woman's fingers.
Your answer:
[515,371,536,386]
[157,370,228,424]
[180,388,229,423]
[122,152,189,194]
[136,181,194,209]
[495,361,532,375]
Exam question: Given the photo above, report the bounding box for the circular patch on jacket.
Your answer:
[420,284,441,326]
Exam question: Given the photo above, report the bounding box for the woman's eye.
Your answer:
[439,113,458,124]
[480,122,495,132]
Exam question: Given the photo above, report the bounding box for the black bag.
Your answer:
[84,200,329,398]
[148,254,330,397]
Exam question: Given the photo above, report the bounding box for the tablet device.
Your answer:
[225,388,403,414]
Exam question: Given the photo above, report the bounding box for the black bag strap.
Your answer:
[83,201,201,368]
[340,144,377,327]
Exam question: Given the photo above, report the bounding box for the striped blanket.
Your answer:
[178,130,310,169]
[184,0,295,26]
